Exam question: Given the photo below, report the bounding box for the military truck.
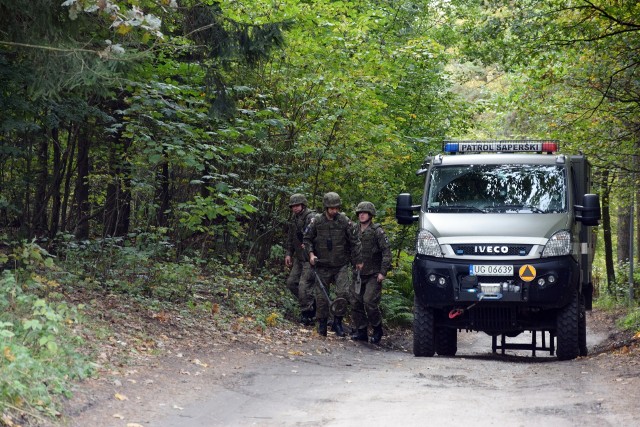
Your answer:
[396,140,601,360]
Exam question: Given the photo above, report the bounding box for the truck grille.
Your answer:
[452,244,532,256]
[469,306,517,332]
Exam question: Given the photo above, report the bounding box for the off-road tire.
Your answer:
[556,290,580,361]
[413,298,435,357]
[435,325,457,356]
[578,294,588,357]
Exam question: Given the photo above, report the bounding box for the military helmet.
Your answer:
[355,201,376,216]
[323,192,342,208]
[289,193,308,207]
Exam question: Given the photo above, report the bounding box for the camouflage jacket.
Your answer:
[358,222,392,276]
[286,207,315,261]
[303,212,362,268]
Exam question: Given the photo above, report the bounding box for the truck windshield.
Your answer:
[426,164,566,213]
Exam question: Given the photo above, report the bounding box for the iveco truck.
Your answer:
[396,140,601,360]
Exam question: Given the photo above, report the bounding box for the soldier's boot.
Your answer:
[299,311,313,326]
[370,324,384,344]
[350,327,368,341]
[310,300,316,319]
[332,316,345,337]
[317,318,328,336]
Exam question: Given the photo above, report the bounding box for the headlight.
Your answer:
[542,230,571,257]
[416,229,443,257]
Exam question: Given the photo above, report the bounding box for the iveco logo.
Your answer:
[474,245,509,254]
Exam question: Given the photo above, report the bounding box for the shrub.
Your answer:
[0,242,94,423]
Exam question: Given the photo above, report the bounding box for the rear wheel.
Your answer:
[578,294,588,357]
[436,325,457,356]
[413,297,435,357]
[556,290,580,361]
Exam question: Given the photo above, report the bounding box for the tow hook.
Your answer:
[449,295,485,319]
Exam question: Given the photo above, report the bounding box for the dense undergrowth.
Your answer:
[0,235,414,425]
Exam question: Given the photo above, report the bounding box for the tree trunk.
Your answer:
[60,124,77,233]
[33,133,49,236]
[103,129,132,237]
[617,203,630,264]
[74,126,91,240]
[157,158,170,227]
[49,127,62,238]
[637,185,640,264]
[600,169,616,294]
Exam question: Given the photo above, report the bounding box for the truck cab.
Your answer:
[396,140,600,360]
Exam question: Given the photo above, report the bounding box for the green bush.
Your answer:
[617,306,640,334]
[0,244,94,423]
[381,251,414,327]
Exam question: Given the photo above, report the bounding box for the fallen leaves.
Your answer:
[266,312,280,326]
[192,358,208,367]
[152,311,171,323]
[3,346,15,362]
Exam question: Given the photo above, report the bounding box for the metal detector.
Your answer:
[311,266,348,315]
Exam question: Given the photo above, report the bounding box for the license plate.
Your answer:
[470,264,513,276]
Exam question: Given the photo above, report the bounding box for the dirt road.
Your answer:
[61,312,640,427]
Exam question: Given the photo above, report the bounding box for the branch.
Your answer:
[0,40,97,55]
[583,0,640,30]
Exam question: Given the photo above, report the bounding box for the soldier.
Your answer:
[285,193,316,325]
[304,192,363,337]
[350,201,392,344]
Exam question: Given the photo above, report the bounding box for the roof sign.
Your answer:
[443,140,559,154]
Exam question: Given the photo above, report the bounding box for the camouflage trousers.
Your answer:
[313,264,351,318]
[286,258,315,312]
[349,273,382,329]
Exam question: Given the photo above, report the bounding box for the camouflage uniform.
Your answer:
[303,192,362,336]
[350,201,392,344]
[285,194,316,322]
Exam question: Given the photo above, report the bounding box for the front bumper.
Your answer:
[413,255,579,310]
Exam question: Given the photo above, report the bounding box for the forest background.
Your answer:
[1,0,639,424]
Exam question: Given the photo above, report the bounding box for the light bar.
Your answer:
[443,140,559,154]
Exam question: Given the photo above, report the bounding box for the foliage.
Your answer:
[617,307,640,334]
[599,260,640,302]
[0,0,471,263]
[54,230,297,323]
[0,243,94,423]
[380,251,414,327]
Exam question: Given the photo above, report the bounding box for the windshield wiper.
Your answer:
[428,205,486,213]
[483,204,544,213]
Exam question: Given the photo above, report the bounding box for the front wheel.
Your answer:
[556,290,580,361]
[413,297,435,357]
[436,326,457,356]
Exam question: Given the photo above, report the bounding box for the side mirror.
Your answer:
[575,194,600,226]
[396,193,419,224]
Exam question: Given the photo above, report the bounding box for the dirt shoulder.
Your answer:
[47,293,640,426]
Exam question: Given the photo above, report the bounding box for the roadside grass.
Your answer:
[617,306,640,334]
[593,293,640,335]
